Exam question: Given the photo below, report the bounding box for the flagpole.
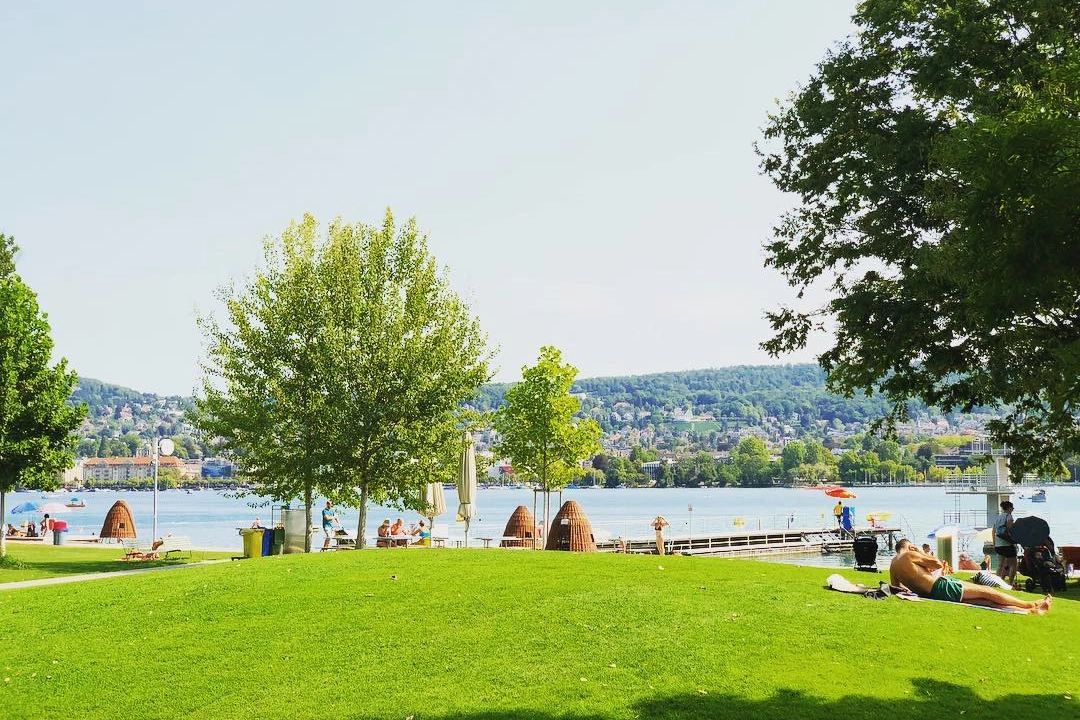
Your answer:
[152,439,159,542]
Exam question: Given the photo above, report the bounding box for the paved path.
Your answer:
[0,559,232,591]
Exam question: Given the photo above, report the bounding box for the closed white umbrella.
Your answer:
[456,432,477,547]
[422,482,446,545]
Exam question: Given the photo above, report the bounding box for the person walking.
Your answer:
[321,501,339,551]
[833,501,843,529]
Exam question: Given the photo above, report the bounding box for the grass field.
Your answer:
[1,547,1077,720]
[0,543,233,582]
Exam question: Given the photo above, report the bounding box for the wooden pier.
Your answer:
[595,526,900,558]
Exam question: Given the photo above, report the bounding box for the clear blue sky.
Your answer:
[1,1,856,396]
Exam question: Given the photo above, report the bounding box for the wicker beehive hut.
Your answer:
[501,505,536,547]
[99,500,137,539]
[544,499,596,552]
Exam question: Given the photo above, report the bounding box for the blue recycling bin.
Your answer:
[259,526,272,556]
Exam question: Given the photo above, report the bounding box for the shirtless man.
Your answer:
[889,538,1052,615]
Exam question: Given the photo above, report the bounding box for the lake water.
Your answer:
[9,485,1080,569]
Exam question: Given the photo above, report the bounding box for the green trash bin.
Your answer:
[271,526,285,555]
[239,528,265,558]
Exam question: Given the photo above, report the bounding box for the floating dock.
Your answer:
[596,526,900,558]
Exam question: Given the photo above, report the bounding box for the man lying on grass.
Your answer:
[890,538,1052,615]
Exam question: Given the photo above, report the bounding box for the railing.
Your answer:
[941,509,986,528]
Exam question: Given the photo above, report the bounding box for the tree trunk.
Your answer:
[356,481,369,549]
[0,491,6,558]
[303,483,313,554]
[541,446,549,550]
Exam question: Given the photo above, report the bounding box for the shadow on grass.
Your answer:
[0,551,223,580]
[433,679,1076,720]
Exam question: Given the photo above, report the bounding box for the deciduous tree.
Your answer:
[494,347,602,539]
[0,235,84,557]
[195,211,491,550]
[758,0,1080,477]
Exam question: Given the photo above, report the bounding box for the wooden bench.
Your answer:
[155,536,193,560]
[120,539,156,560]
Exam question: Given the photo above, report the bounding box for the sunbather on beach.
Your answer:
[889,538,1052,615]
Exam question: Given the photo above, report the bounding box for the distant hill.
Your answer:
[70,364,945,456]
[475,364,931,433]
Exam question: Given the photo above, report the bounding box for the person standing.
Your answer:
[992,500,1018,588]
[833,501,843,529]
[651,515,670,555]
[321,501,338,550]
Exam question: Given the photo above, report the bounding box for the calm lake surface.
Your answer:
[10,485,1080,568]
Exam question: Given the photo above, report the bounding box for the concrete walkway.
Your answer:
[0,559,232,591]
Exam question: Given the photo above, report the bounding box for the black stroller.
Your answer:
[1011,516,1068,594]
[853,534,879,573]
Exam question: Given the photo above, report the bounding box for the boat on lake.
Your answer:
[65,497,86,508]
[1030,488,1047,502]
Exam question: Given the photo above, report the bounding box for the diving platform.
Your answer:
[595,526,900,558]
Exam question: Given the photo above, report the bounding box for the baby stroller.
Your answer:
[852,534,878,573]
[1011,516,1068,594]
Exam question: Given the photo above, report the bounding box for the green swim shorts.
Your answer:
[929,576,964,603]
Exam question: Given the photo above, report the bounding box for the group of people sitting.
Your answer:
[5,522,37,538]
[376,517,431,547]
[5,515,57,538]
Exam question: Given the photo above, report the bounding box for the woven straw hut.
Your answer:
[501,505,536,547]
[99,500,137,539]
[544,499,596,552]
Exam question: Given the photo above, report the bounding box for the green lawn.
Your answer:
[0,548,1077,720]
[0,543,233,582]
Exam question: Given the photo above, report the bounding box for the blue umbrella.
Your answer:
[10,502,40,515]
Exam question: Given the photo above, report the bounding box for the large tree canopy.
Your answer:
[195,211,491,549]
[0,235,84,557]
[759,0,1080,476]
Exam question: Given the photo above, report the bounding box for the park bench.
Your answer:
[155,535,193,560]
[120,539,156,560]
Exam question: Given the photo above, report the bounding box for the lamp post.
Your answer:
[688,504,694,547]
[152,438,175,542]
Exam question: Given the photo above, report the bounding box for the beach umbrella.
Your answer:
[926,523,958,540]
[456,432,477,547]
[825,488,857,499]
[422,482,446,545]
[38,502,70,515]
[1009,516,1051,548]
[10,502,40,515]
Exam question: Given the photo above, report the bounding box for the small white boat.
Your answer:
[1030,488,1047,503]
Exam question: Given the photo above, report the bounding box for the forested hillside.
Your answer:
[72,365,943,457]
[474,365,929,433]
[68,378,206,458]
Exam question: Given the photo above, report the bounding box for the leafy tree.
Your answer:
[780,440,806,475]
[494,347,603,536]
[803,440,829,466]
[733,437,772,486]
[0,235,85,557]
[75,438,98,458]
[195,211,490,550]
[120,432,142,456]
[759,0,1080,477]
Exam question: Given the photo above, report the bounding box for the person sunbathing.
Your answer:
[889,538,1052,615]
